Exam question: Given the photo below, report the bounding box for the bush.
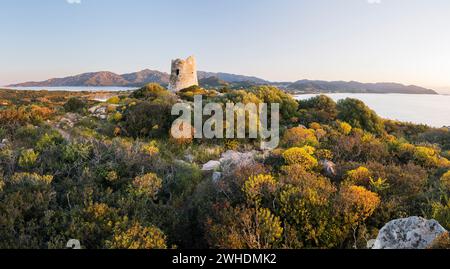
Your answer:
[282,146,318,169]
[64,98,86,113]
[298,95,337,124]
[337,185,381,226]
[108,223,167,249]
[337,98,384,135]
[432,201,450,230]
[18,149,39,168]
[243,174,277,206]
[441,171,450,191]
[338,121,352,135]
[250,86,299,121]
[106,96,121,104]
[130,83,173,102]
[121,101,173,138]
[281,127,318,147]
[132,173,162,199]
[345,166,372,186]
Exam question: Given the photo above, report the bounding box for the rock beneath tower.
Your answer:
[168,56,199,92]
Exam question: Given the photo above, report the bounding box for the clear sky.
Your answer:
[1,0,450,93]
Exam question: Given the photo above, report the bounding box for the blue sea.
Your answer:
[295,93,450,128]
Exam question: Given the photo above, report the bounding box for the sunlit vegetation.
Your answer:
[0,85,449,249]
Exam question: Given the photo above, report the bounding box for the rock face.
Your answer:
[201,150,258,179]
[168,56,199,92]
[57,113,81,129]
[88,105,110,120]
[0,139,9,150]
[219,150,257,174]
[320,160,336,177]
[212,172,222,182]
[201,160,221,171]
[373,217,447,249]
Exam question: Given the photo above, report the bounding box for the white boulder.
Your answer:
[373,217,447,249]
[201,160,221,171]
[320,160,336,177]
[212,172,222,182]
[219,150,256,172]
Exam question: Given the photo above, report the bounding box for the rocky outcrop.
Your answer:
[201,160,221,171]
[320,160,336,177]
[373,217,447,249]
[201,150,259,180]
[219,150,257,173]
[0,139,9,150]
[57,113,81,129]
[88,105,109,120]
[212,172,222,182]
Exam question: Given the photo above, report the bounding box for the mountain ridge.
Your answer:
[6,70,438,95]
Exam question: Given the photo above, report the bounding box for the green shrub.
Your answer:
[64,98,87,113]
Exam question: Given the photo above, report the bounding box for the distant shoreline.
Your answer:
[1,86,441,96]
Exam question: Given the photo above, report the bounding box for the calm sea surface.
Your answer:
[295,93,450,128]
[4,86,138,92]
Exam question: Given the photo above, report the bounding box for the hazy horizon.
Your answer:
[2,0,450,94]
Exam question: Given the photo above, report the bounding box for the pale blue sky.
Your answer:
[1,0,450,92]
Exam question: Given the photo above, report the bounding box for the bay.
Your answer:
[295,93,450,128]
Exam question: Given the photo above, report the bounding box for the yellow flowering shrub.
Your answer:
[132,173,162,199]
[309,122,322,130]
[106,96,121,104]
[281,127,318,147]
[279,182,338,248]
[18,149,39,168]
[0,177,4,192]
[224,139,240,151]
[106,171,119,183]
[315,149,333,160]
[256,208,283,247]
[282,146,318,169]
[432,201,450,230]
[11,172,53,185]
[142,141,160,157]
[243,174,277,205]
[111,112,123,122]
[345,166,372,185]
[337,185,380,226]
[338,121,352,135]
[441,171,450,191]
[108,223,167,249]
[410,146,449,168]
[85,203,111,220]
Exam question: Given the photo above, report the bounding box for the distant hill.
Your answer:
[7,70,438,95]
[284,80,438,95]
[8,70,170,88]
[199,76,229,88]
[121,69,170,86]
[197,71,268,84]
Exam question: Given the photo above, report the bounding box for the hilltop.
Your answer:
[7,70,438,95]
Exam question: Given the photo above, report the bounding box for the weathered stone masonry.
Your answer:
[168,56,199,92]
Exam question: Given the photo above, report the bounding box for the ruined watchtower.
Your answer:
[168,56,199,92]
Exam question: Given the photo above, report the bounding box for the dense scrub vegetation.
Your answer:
[0,85,449,249]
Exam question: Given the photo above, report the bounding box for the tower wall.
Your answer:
[168,56,199,92]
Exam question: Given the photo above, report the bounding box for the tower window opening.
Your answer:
[176,69,180,76]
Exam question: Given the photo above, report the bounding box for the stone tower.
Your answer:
[168,56,199,92]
